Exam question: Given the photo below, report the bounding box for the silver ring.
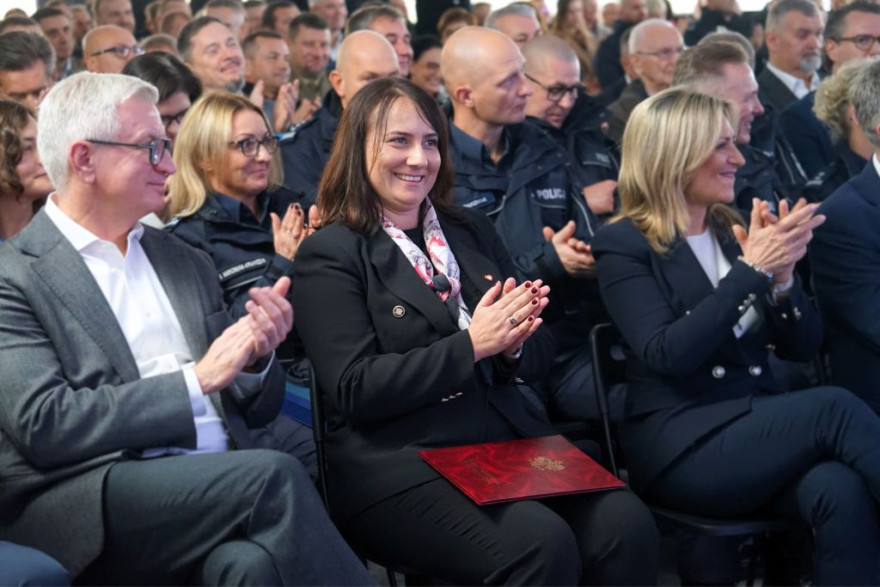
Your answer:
[508,316,517,326]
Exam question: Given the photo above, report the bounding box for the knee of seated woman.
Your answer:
[807,385,873,414]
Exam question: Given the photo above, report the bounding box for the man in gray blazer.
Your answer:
[0,72,371,585]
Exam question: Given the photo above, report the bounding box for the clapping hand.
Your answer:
[271,203,309,260]
[194,278,293,393]
[732,197,825,284]
[272,81,300,132]
[468,278,551,362]
[543,221,596,277]
[582,179,617,215]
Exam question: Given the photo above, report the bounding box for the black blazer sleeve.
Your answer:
[293,226,479,426]
[592,219,821,376]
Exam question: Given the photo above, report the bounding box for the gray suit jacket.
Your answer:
[0,210,285,576]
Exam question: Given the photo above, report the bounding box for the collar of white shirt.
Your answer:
[44,193,144,252]
[765,62,820,100]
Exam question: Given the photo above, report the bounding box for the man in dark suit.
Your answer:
[0,71,371,585]
[811,57,880,414]
[778,1,880,181]
[752,0,823,151]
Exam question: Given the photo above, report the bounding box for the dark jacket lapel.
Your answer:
[440,217,501,301]
[21,211,140,382]
[851,159,880,207]
[657,238,716,310]
[140,229,210,357]
[367,229,460,336]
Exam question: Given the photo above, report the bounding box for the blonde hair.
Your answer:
[169,91,282,216]
[814,59,871,142]
[616,87,743,253]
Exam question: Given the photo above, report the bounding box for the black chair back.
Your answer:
[590,322,627,477]
[308,367,331,512]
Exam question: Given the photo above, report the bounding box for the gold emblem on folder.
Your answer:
[530,456,566,472]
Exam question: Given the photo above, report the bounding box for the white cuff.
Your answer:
[182,365,207,417]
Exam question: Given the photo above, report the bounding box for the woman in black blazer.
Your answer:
[293,77,658,586]
[592,88,880,585]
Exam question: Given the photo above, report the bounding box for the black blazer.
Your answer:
[756,67,798,114]
[811,160,880,412]
[592,217,822,489]
[293,207,557,524]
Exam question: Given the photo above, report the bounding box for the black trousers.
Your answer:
[345,477,659,586]
[78,450,374,586]
[647,387,880,586]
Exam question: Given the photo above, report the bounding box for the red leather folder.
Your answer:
[419,435,625,505]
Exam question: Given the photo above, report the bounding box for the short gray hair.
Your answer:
[765,0,820,32]
[628,18,675,53]
[37,72,158,192]
[849,56,880,150]
[485,2,538,30]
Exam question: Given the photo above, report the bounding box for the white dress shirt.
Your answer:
[765,62,820,100]
[45,196,241,455]
[687,229,759,339]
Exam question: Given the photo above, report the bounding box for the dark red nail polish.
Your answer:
[531,298,538,305]
[531,287,538,294]
[523,281,532,288]
[528,316,534,322]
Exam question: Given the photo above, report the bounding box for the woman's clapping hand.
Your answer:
[271,202,310,261]
[468,278,551,363]
[732,198,825,284]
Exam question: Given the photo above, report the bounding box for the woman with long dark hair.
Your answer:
[293,76,659,586]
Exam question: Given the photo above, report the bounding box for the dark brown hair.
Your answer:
[0,100,34,199]
[317,77,457,235]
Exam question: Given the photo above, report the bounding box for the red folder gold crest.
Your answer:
[419,435,624,505]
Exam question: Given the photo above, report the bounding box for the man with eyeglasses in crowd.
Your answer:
[444,27,613,423]
[83,25,142,74]
[0,70,374,586]
[778,0,880,180]
[0,31,55,111]
[519,34,623,422]
[605,18,682,144]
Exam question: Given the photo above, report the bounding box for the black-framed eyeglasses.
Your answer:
[635,46,685,61]
[228,135,279,157]
[90,44,144,59]
[161,109,189,129]
[834,34,880,52]
[524,72,580,103]
[86,137,172,165]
